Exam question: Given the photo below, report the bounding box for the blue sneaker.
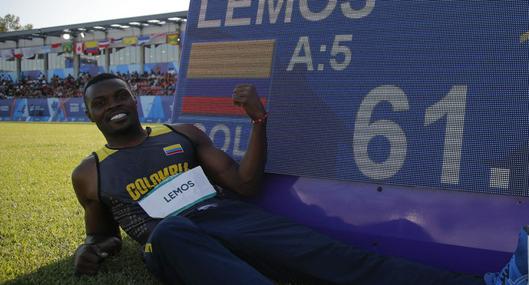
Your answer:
[484,225,528,285]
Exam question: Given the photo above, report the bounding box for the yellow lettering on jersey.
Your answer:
[124,162,190,200]
[126,184,141,201]
[143,177,155,189]
[135,178,149,195]
[144,243,153,253]
[169,165,178,176]
[150,173,161,184]
[157,168,170,181]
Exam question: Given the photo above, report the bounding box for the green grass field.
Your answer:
[0,122,161,285]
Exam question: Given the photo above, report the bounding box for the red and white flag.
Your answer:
[13,49,23,59]
[98,39,110,49]
[50,43,62,53]
[75,42,84,54]
[149,33,167,44]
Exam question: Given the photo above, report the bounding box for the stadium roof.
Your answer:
[0,11,187,42]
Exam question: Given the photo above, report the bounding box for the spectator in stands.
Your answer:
[0,69,177,98]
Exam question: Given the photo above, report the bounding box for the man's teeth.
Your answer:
[110,113,126,121]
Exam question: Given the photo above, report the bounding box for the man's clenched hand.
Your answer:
[74,236,121,276]
[232,84,266,121]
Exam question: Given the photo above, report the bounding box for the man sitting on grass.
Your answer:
[72,73,527,285]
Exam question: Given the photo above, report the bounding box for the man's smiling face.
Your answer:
[85,78,139,136]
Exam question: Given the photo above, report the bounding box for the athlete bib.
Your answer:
[138,166,217,218]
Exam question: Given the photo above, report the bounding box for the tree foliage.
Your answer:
[0,14,33,32]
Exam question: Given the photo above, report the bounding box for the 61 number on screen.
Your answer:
[353,85,467,185]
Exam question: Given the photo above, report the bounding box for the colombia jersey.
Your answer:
[94,124,201,244]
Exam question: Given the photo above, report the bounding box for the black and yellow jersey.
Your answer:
[94,124,200,244]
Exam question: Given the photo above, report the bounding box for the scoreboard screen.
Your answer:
[173,0,529,197]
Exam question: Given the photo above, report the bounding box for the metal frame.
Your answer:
[0,11,187,42]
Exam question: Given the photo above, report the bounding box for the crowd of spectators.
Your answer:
[115,71,177,96]
[0,70,177,99]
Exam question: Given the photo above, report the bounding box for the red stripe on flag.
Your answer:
[182,97,267,116]
[165,150,183,155]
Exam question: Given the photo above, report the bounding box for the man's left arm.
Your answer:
[174,84,267,196]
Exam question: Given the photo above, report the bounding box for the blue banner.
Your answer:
[12,98,28,121]
[0,99,13,120]
[139,96,175,123]
[173,0,529,196]
[0,96,174,123]
[62,97,88,122]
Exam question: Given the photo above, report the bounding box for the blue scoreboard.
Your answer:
[173,0,529,197]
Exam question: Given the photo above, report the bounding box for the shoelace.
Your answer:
[498,266,529,285]
[498,263,509,284]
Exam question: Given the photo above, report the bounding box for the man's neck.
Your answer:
[105,125,148,149]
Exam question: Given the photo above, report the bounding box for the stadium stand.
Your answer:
[0,12,185,98]
[0,71,177,99]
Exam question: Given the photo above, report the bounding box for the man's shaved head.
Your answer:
[83,73,131,108]
[83,73,124,95]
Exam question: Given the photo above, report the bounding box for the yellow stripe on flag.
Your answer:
[84,41,98,49]
[188,40,275,79]
[167,33,179,45]
[123,36,138,46]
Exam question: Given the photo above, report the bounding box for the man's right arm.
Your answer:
[71,155,122,276]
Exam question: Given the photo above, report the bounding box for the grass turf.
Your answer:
[0,122,161,285]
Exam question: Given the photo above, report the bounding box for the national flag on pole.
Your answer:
[63,42,73,53]
[149,33,167,44]
[110,37,123,48]
[13,49,23,59]
[167,33,180,45]
[138,35,151,45]
[75,42,83,54]
[98,39,110,49]
[50,43,62,53]
[84,41,99,54]
[123,36,138,46]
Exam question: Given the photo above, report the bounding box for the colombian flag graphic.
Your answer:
[163,144,184,156]
[180,40,273,117]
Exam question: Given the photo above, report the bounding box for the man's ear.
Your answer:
[85,110,94,122]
